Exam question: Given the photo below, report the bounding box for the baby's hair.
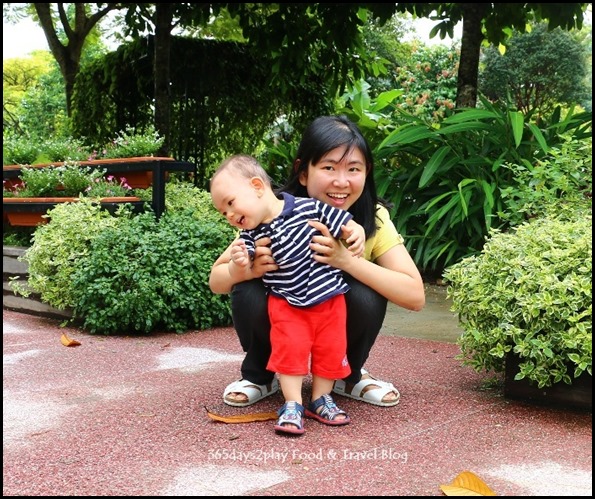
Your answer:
[211,154,271,187]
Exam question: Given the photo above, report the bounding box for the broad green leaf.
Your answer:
[378,125,434,148]
[426,194,461,232]
[372,89,403,112]
[509,111,524,148]
[481,180,495,230]
[457,179,475,217]
[437,122,491,135]
[527,123,549,153]
[423,190,454,211]
[442,110,496,124]
[480,180,495,210]
[419,146,451,188]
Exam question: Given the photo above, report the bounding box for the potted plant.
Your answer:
[443,214,592,409]
[4,127,195,221]
[3,162,143,227]
[3,125,169,189]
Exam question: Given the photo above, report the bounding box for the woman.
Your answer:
[209,115,425,407]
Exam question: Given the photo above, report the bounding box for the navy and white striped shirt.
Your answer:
[240,192,352,307]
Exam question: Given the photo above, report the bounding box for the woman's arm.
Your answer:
[342,244,425,311]
[209,237,278,294]
[308,221,425,311]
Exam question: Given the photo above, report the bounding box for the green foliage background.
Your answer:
[480,23,590,115]
[71,36,332,188]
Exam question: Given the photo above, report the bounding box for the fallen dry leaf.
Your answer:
[440,470,497,496]
[60,333,81,347]
[205,406,277,424]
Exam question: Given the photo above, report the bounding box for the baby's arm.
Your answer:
[341,219,365,257]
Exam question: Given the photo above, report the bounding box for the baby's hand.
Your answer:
[342,220,365,257]
[230,239,251,268]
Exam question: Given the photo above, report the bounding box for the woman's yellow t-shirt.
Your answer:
[363,204,404,262]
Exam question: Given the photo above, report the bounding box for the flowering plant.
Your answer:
[85,175,132,198]
[89,125,165,160]
[3,162,133,198]
[3,125,165,166]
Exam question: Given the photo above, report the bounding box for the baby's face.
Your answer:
[210,170,263,230]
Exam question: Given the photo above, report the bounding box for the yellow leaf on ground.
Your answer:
[60,333,81,347]
[440,470,497,496]
[205,406,277,423]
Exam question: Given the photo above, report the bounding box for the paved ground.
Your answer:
[381,284,462,343]
[3,285,592,496]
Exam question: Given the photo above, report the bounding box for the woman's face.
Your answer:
[299,146,367,211]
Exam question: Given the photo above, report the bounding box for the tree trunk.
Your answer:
[455,4,488,109]
[34,3,117,117]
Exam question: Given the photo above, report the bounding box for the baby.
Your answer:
[210,154,365,435]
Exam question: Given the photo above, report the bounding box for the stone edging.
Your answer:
[3,245,72,319]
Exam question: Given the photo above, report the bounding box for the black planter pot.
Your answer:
[504,352,592,411]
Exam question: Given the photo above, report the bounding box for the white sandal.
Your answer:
[333,369,400,407]
[223,378,279,407]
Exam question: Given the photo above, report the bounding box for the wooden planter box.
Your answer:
[3,197,144,227]
[504,353,592,411]
[3,156,173,189]
[4,157,195,219]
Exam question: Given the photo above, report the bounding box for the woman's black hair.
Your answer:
[278,115,379,238]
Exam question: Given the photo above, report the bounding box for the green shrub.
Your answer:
[70,209,235,334]
[3,226,36,247]
[336,82,592,273]
[443,214,592,388]
[85,175,133,198]
[14,183,236,334]
[3,125,163,166]
[3,135,90,166]
[499,136,592,225]
[3,135,40,166]
[13,199,122,310]
[99,125,165,159]
[16,165,63,197]
[37,137,91,163]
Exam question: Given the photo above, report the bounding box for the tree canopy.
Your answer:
[3,2,591,154]
[480,23,589,116]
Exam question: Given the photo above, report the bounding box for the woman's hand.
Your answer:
[250,237,278,277]
[307,220,354,269]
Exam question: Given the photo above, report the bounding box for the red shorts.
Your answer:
[266,294,351,379]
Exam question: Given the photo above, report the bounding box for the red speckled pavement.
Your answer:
[3,307,592,496]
